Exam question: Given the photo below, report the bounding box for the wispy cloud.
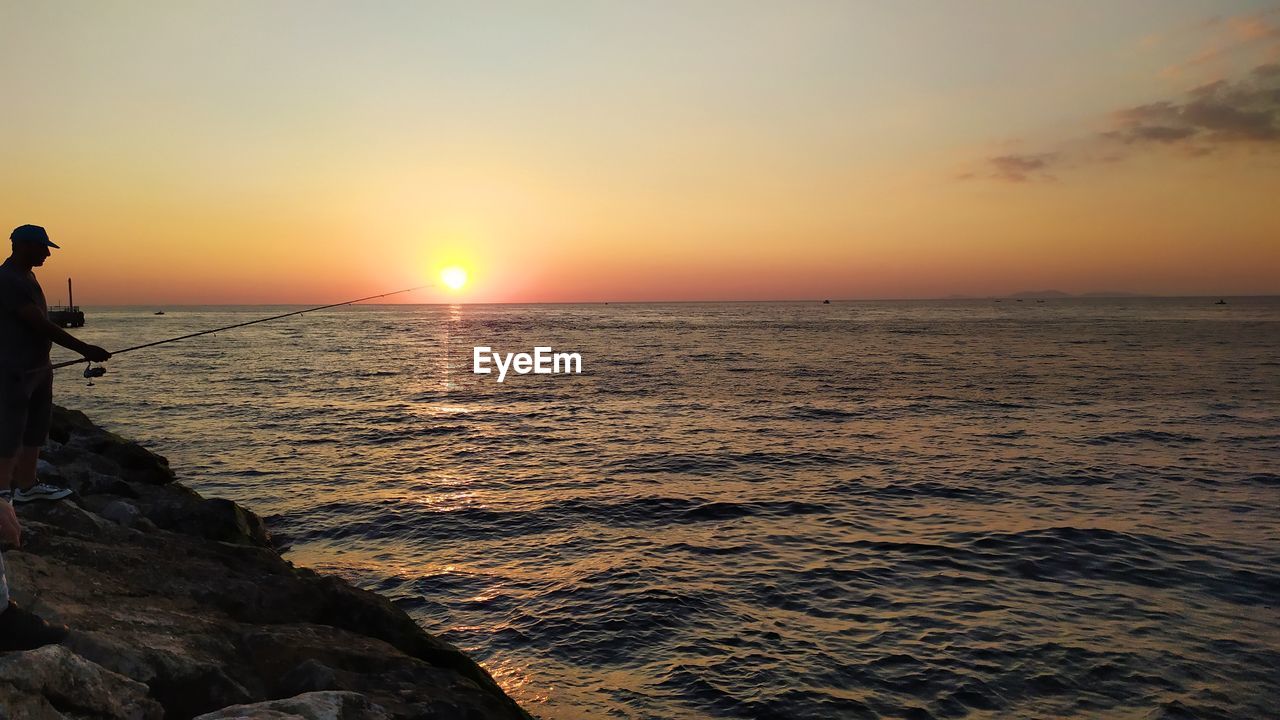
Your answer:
[985,153,1059,183]
[972,9,1280,184]
[1106,63,1280,150]
[1162,6,1280,78]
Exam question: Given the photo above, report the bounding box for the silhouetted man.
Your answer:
[0,224,110,650]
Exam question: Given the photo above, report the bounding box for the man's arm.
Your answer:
[15,304,111,362]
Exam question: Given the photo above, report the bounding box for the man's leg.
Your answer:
[1,368,34,494]
[0,368,22,493]
[12,443,69,501]
[11,445,40,492]
[11,370,70,503]
[0,452,14,491]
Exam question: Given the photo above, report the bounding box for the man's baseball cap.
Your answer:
[10,224,59,249]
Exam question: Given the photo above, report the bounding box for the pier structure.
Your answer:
[48,277,85,328]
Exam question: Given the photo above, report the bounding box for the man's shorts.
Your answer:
[0,367,53,457]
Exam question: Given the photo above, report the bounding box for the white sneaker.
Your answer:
[12,482,73,503]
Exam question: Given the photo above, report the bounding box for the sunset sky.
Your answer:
[2,1,1278,304]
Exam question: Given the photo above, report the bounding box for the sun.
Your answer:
[440,266,468,290]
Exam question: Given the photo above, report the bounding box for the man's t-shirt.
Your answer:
[0,258,51,371]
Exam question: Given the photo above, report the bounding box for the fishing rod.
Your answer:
[51,285,429,374]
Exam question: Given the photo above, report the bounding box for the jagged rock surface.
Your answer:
[0,645,164,720]
[2,406,533,720]
[192,691,389,720]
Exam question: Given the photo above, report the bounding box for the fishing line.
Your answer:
[50,285,430,375]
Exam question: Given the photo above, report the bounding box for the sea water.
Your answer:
[59,299,1280,719]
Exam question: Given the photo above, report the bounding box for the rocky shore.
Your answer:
[1,406,535,720]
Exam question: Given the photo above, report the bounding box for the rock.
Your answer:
[65,631,256,718]
[0,645,164,720]
[77,496,158,533]
[59,461,139,497]
[48,405,97,443]
[53,454,123,491]
[97,499,142,527]
[148,663,258,719]
[48,405,175,486]
[237,624,524,718]
[99,438,176,486]
[279,659,340,695]
[307,576,508,700]
[193,691,390,720]
[129,484,272,547]
[183,497,273,547]
[16,500,113,538]
[3,406,535,720]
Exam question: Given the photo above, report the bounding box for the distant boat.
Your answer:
[154,310,165,315]
[1215,299,1226,305]
[822,299,830,304]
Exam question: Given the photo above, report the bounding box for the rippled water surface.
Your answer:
[58,299,1280,719]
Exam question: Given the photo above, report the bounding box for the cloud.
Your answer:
[967,10,1280,184]
[986,153,1058,183]
[971,61,1280,183]
[1162,6,1280,78]
[1106,63,1280,148]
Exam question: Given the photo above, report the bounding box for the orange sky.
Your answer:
[3,2,1278,304]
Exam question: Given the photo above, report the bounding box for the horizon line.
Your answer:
[73,293,1279,308]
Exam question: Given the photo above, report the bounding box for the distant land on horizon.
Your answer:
[1006,290,1146,299]
[945,290,1151,300]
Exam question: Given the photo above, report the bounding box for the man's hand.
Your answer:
[0,501,20,548]
[82,345,111,363]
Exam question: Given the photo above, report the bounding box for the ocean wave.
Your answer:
[603,449,849,475]
[788,405,867,421]
[826,478,1008,502]
[293,495,837,544]
[1242,473,1280,486]
[1081,430,1204,445]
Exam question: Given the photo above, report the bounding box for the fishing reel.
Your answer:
[84,362,107,386]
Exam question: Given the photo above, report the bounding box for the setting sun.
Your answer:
[440,266,468,290]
